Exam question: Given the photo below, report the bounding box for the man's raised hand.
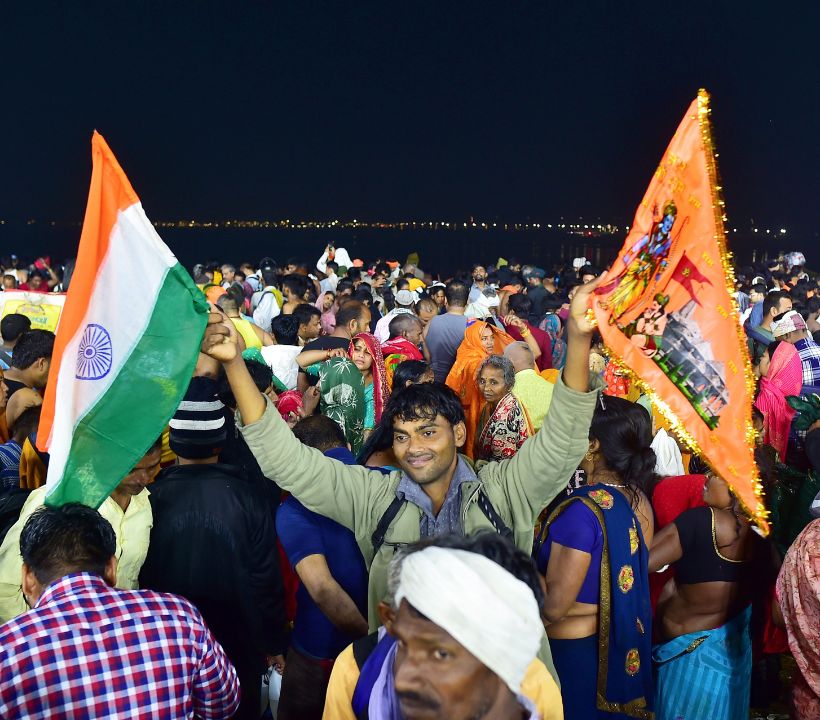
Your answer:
[201,309,240,363]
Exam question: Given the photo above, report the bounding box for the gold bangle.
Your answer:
[520,329,531,337]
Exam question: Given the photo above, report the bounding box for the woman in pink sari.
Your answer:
[754,340,802,460]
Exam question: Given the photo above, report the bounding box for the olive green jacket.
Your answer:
[240,376,597,677]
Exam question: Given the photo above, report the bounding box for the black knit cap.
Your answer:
[169,377,227,459]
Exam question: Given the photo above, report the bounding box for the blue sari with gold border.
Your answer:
[541,485,654,718]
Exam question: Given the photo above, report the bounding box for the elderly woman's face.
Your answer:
[478,365,507,404]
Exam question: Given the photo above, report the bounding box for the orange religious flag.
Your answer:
[591,90,767,533]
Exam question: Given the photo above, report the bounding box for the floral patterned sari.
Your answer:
[475,392,532,462]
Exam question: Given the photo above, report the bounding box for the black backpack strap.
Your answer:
[476,489,513,539]
[371,495,406,554]
[0,350,12,367]
[352,631,380,670]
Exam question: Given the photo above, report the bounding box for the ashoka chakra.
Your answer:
[75,323,113,380]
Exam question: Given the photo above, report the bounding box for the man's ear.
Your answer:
[103,555,118,588]
[378,601,396,632]
[453,421,467,449]
[21,563,41,608]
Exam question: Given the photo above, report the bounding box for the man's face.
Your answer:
[417,305,437,326]
[431,289,445,307]
[300,315,321,341]
[29,275,43,291]
[392,600,506,720]
[353,308,372,335]
[284,264,297,275]
[776,297,793,316]
[750,289,765,304]
[403,322,424,346]
[581,272,595,284]
[221,266,235,283]
[782,329,805,345]
[2,276,16,289]
[472,266,486,283]
[30,357,51,388]
[116,448,162,496]
[372,273,388,289]
[392,414,463,486]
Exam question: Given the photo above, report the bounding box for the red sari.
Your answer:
[349,332,390,425]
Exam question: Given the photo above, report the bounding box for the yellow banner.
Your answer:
[0,291,66,333]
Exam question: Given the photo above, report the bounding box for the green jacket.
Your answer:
[240,377,597,673]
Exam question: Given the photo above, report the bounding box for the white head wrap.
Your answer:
[464,292,500,320]
[395,547,542,694]
[651,428,684,477]
[332,247,354,269]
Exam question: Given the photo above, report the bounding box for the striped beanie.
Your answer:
[169,377,227,459]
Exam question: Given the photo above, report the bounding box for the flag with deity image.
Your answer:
[591,90,768,533]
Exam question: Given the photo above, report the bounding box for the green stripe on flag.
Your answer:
[45,263,209,509]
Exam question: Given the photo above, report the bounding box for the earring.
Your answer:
[584,450,594,462]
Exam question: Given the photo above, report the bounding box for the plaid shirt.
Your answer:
[0,573,240,719]
[795,337,820,389]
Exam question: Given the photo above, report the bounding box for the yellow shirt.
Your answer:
[512,368,555,432]
[323,642,563,720]
[230,316,263,351]
[0,486,153,623]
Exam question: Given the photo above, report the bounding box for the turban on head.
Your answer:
[395,546,542,695]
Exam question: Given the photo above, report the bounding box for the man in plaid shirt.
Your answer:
[775,310,820,390]
[0,503,240,719]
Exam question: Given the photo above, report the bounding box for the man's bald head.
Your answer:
[503,341,535,372]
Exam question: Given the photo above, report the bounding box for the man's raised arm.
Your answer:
[486,276,603,519]
[200,310,388,532]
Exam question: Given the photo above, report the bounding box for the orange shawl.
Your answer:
[446,321,513,458]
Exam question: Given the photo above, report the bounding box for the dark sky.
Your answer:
[2,2,817,234]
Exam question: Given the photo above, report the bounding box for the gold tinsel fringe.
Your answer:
[603,91,769,535]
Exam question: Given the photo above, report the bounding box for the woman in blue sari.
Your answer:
[649,472,770,719]
[537,395,656,719]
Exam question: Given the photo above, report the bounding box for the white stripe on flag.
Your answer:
[45,203,176,490]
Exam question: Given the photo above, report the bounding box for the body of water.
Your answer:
[0,222,796,277]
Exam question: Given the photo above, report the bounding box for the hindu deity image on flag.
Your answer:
[592,90,767,532]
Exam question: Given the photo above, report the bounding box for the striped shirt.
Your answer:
[0,440,22,492]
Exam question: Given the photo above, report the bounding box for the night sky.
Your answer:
[2,2,817,235]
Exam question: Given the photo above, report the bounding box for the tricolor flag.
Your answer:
[38,132,208,508]
[592,90,768,533]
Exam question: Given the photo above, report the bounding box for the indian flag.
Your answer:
[38,132,208,508]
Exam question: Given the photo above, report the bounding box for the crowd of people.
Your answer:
[0,246,818,719]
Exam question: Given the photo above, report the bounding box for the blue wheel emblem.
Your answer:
[75,323,113,380]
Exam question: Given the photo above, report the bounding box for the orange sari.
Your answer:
[445,321,513,458]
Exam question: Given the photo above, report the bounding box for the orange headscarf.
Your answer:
[446,321,513,458]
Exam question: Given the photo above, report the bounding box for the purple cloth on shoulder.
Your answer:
[537,499,603,604]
